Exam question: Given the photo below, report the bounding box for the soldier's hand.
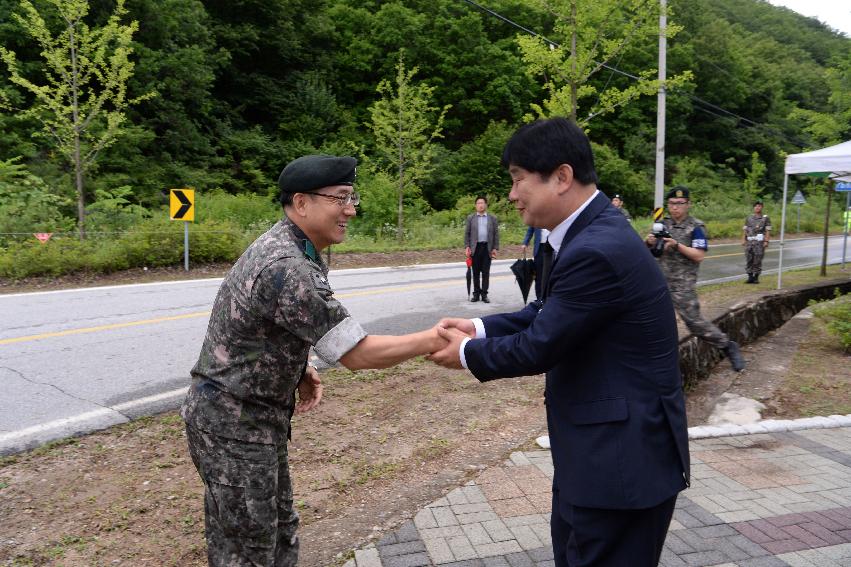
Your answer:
[425,326,467,369]
[426,325,451,353]
[663,237,679,251]
[645,234,656,247]
[295,366,323,414]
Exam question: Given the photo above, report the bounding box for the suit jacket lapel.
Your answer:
[545,192,610,293]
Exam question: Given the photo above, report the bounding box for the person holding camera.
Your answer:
[645,186,745,372]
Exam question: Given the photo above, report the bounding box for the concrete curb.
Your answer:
[687,414,851,439]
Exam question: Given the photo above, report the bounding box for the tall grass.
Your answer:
[1,189,847,279]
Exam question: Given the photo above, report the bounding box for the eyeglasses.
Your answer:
[667,201,689,207]
[309,191,360,207]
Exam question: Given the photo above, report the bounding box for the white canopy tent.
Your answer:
[778,140,851,288]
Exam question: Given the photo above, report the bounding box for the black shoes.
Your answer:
[482,295,490,303]
[471,294,480,302]
[724,340,745,372]
[745,273,760,284]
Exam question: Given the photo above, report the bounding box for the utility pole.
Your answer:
[654,0,667,209]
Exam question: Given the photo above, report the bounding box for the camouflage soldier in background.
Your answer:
[645,186,745,372]
[611,194,631,221]
[181,155,446,567]
[742,200,771,284]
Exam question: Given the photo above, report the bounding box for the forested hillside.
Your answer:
[0,0,848,276]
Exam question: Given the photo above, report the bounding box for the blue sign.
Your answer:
[836,181,851,192]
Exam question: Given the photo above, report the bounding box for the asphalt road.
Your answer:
[1,235,848,455]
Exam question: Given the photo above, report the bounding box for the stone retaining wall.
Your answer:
[679,277,851,389]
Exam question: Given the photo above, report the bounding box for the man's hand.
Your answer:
[663,237,679,251]
[426,326,468,369]
[521,244,528,254]
[437,317,476,338]
[465,246,472,257]
[425,325,451,353]
[645,234,656,247]
[295,365,323,415]
[491,249,497,259]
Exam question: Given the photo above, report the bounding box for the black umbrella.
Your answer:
[465,256,473,298]
[510,255,535,303]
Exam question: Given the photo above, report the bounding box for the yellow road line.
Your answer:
[0,312,212,345]
[1,276,513,346]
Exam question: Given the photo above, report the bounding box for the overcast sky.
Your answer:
[766,0,851,36]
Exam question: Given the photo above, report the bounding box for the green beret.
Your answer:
[666,185,690,200]
[278,155,357,196]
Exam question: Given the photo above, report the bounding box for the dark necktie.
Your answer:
[539,241,554,301]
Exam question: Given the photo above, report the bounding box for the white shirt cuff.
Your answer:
[459,337,471,369]
[472,318,486,338]
[460,319,486,370]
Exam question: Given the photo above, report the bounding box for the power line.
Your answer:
[458,0,807,149]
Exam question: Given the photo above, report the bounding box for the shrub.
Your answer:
[0,217,252,278]
[0,238,91,278]
[810,291,851,353]
[195,189,280,229]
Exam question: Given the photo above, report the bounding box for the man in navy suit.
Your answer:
[429,118,689,566]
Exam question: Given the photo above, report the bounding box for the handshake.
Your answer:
[423,317,480,370]
[297,318,483,414]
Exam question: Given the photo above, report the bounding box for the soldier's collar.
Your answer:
[283,217,321,263]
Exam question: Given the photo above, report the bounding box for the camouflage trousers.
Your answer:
[745,242,766,275]
[186,425,299,567]
[670,288,729,349]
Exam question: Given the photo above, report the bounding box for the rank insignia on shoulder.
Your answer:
[311,272,333,293]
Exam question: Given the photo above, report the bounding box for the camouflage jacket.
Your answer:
[180,217,366,444]
[743,214,771,240]
[657,215,708,291]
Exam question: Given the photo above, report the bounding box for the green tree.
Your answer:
[369,53,449,241]
[786,51,851,148]
[0,0,153,238]
[0,156,74,242]
[517,0,691,124]
[743,152,766,201]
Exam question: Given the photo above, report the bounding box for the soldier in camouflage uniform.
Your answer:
[611,194,631,221]
[742,200,771,284]
[645,186,745,372]
[181,155,446,567]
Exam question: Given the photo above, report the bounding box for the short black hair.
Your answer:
[475,195,488,204]
[281,192,295,207]
[501,118,598,185]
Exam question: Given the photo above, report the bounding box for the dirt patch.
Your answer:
[0,360,545,567]
[685,287,851,426]
[763,312,851,419]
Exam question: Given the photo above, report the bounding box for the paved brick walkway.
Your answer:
[345,423,851,567]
